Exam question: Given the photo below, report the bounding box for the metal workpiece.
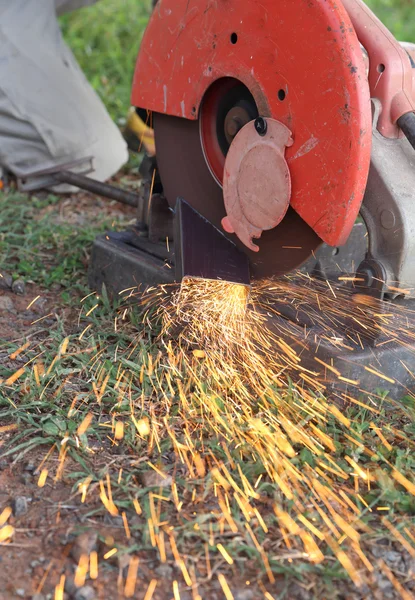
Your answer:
[360,101,415,298]
[174,197,250,286]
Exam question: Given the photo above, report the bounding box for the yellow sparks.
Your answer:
[114,420,124,440]
[26,295,41,310]
[217,543,234,565]
[0,507,12,527]
[5,367,26,385]
[74,554,89,587]
[79,477,92,503]
[0,524,14,543]
[218,574,234,600]
[124,556,140,598]
[90,551,98,579]
[79,324,92,340]
[392,470,415,495]
[173,580,181,600]
[4,272,413,595]
[38,469,48,488]
[54,575,65,600]
[344,456,375,481]
[146,461,168,479]
[143,579,158,600]
[364,366,395,384]
[9,341,30,360]
[134,417,150,436]
[77,413,93,436]
[60,337,70,355]
[85,303,99,317]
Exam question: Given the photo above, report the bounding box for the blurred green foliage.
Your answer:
[61,0,414,123]
[367,0,415,41]
[60,0,152,122]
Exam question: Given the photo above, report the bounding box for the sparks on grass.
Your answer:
[17,273,415,596]
[0,524,14,543]
[122,275,414,592]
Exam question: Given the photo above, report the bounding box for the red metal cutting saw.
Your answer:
[131,0,415,296]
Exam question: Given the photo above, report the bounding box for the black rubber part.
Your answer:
[398,111,415,152]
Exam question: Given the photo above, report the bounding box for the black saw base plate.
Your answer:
[88,231,174,297]
[264,310,415,402]
[87,223,414,401]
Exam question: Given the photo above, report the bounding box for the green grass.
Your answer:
[60,0,152,123]
[367,0,415,41]
[0,192,132,293]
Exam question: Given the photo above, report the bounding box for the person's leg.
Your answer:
[0,0,128,185]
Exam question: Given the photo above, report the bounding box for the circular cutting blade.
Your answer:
[154,112,322,280]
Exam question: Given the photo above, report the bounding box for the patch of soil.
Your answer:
[0,448,172,600]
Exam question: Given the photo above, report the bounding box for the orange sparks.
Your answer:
[77,413,93,436]
[9,341,30,360]
[218,574,234,600]
[103,548,118,560]
[90,551,98,579]
[122,511,131,539]
[74,554,89,587]
[54,575,65,600]
[217,543,234,565]
[37,469,48,488]
[143,579,158,600]
[0,524,14,543]
[124,556,140,598]
[5,367,26,385]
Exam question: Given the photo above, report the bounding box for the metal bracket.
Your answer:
[359,99,415,298]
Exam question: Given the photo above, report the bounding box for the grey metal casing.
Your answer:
[361,100,415,297]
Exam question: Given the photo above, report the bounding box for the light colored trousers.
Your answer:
[0,0,128,183]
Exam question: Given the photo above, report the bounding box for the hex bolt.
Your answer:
[254,117,268,136]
